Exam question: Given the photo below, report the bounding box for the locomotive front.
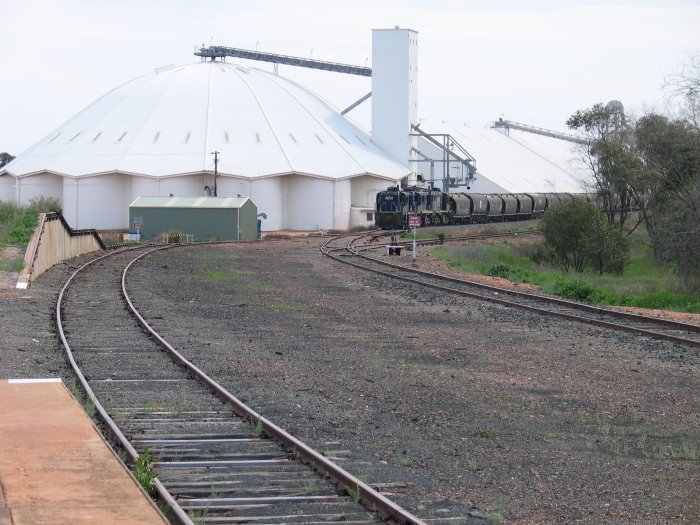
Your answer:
[375,187,406,229]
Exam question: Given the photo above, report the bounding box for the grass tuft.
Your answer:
[0,198,62,248]
[475,428,493,438]
[269,303,307,313]
[134,448,157,495]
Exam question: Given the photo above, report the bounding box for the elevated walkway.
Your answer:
[0,379,167,524]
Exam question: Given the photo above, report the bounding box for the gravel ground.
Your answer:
[1,238,698,524]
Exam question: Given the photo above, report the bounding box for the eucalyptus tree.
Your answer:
[566,103,638,228]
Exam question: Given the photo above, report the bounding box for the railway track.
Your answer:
[322,234,700,351]
[55,245,427,525]
[361,227,542,250]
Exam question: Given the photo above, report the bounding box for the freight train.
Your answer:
[374,186,583,229]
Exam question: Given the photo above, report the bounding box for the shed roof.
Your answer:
[130,196,253,209]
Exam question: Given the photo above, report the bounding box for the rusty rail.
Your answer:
[122,247,427,525]
[57,241,427,525]
[321,234,700,349]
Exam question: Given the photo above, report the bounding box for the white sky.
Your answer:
[0,0,698,155]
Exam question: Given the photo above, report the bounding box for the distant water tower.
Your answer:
[606,100,625,131]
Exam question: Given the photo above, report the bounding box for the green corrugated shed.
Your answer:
[129,196,258,241]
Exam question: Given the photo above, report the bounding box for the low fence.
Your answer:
[17,213,105,289]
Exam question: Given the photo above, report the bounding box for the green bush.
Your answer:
[524,243,556,265]
[430,230,699,312]
[553,279,605,303]
[488,264,510,278]
[541,200,630,274]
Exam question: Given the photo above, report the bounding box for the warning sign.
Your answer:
[408,215,422,228]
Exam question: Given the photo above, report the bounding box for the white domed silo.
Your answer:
[0,61,409,231]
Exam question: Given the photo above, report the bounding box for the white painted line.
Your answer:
[8,378,62,384]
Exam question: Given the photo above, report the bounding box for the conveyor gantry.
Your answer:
[195,45,372,76]
[493,118,587,145]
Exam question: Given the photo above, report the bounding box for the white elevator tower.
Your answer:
[371,27,418,174]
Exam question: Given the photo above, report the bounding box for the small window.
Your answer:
[366,212,374,222]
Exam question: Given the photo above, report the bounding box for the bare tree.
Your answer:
[664,55,700,132]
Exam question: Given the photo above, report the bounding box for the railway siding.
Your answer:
[56,247,435,525]
[125,240,698,524]
[2,237,697,524]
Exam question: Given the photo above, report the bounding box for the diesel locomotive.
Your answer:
[375,186,580,229]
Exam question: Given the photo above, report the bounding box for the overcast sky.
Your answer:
[1,0,698,155]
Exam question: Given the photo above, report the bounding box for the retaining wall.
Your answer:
[17,213,104,288]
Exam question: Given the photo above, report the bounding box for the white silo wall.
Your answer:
[0,175,16,202]
[250,177,283,231]
[350,175,391,208]
[16,173,63,205]
[130,176,160,201]
[158,176,208,198]
[216,177,253,200]
[285,175,334,230]
[63,174,129,229]
[333,179,352,230]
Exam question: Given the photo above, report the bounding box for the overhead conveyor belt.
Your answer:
[195,46,372,76]
[493,118,587,144]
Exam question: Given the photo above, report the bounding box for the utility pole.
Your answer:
[211,150,219,196]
